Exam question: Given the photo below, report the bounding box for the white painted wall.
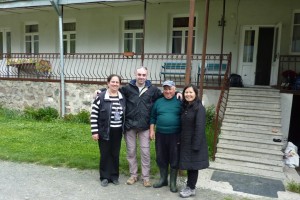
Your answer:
[0,0,299,75]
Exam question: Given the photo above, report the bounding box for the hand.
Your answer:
[150,131,155,140]
[93,90,101,99]
[92,134,99,141]
[176,92,182,100]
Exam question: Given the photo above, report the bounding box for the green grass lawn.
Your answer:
[0,107,214,177]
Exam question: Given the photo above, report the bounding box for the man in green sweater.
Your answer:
[150,80,181,193]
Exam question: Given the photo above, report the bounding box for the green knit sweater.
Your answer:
[150,96,181,134]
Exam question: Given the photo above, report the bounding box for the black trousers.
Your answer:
[155,132,180,169]
[187,170,199,189]
[98,127,122,181]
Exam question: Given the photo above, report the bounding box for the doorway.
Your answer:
[239,25,280,86]
[255,27,274,85]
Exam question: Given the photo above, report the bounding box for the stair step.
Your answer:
[222,118,281,130]
[217,143,283,160]
[227,100,280,109]
[216,152,284,167]
[221,127,283,140]
[229,88,280,96]
[225,112,281,124]
[229,94,280,102]
[226,107,281,116]
[215,157,283,172]
[219,135,283,150]
[209,162,285,180]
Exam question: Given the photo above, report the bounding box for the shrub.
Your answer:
[24,106,59,121]
[205,105,215,126]
[64,110,90,124]
[286,181,300,194]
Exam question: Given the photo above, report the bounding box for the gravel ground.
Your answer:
[0,160,298,200]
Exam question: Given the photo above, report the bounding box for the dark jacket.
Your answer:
[120,80,161,131]
[90,91,126,140]
[179,100,209,170]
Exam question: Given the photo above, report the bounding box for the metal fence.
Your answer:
[0,53,231,88]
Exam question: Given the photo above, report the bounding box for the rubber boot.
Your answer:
[169,168,178,193]
[153,168,168,188]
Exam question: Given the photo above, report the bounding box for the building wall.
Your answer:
[0,0,299,73]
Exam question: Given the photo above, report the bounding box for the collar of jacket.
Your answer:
[104,91,124,100]
[129,79,152,88]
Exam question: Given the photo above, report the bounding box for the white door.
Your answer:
[0,28,11,55]
[238,26,259,86]
[270,23,282,85]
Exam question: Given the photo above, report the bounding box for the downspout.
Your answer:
[199,0,210,99]
[142,0,147,66]
[50,0,65,117]
[185,0,195,85]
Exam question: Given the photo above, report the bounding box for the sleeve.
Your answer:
[192,105,206,151]
[90,97,101,135]
[153,87,163,102]
[150,101,158,125]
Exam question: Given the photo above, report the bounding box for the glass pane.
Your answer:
[124,39,132,52]
[70,34,76,40]
[6,32,11,54]
[63,22,76,31]
[25,35,31,42]
[173,17,196,28]
[125,20,144,30]
[136,32,143,39]
[172,38,182,54]
[135,38,142,53]
[243,30,255,62]
[292,25,300,52]
[25,24,38,33]
[184,30,195,53]
[70,40,76,53]
[0,32,3,54]
[294,13,300,24]
[173,31,182,37]
[34,41,39,54]
[63,41,68,54]
[25,41,31,53]
[124,33,133,39]
[63,34,67,40]
[34,35,39,41]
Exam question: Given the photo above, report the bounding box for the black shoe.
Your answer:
[112,179,120,185]
[101,179,108,187]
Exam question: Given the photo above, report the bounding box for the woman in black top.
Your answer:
[179,84,209,198]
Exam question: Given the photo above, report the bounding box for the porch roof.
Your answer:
[0,0,187,15]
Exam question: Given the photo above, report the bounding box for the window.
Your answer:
[123,19,144,53]
[291,12,300,53]
[171,17,196,54]
[63,22,76,54]
[25,24,39,54]
[0,28,12,59]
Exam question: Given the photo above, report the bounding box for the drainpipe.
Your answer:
[50,0,65,117]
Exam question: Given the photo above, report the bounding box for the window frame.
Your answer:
[169,15,197,54]
[63,20,76,54]
[0,27,11,57]
[122,18,144,53]
[24,23,39,54]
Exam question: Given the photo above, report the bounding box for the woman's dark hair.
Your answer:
[107,74,122,83]
[182,84,201,110]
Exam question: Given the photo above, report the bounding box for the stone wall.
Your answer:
[0,80,104,114]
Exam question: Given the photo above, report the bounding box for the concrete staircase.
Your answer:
[210,86,285,180]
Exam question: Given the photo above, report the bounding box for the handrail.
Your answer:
[212,52,231,160]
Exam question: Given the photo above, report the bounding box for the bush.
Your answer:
[205,105,215,126]
[64,110,90,124]
[287,181,300,194]
[24,106,59,121]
